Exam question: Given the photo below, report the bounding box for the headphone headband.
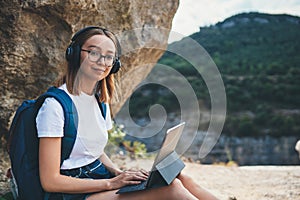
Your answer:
[71,26,105,42]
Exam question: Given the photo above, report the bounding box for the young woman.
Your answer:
[37,26,219,200]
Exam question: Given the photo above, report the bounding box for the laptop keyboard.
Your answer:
[117,180,147,193]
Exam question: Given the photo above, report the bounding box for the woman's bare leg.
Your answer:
[177,173,219,200]
[87,179,197,200]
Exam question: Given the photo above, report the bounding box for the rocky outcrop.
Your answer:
[0,0,179,141]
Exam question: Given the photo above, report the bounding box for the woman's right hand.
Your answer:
[107,170,148,190]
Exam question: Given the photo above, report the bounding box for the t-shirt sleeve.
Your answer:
[105,103,113,130]
[36,97,64,138]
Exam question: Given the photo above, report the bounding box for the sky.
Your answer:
[170,0,300,42]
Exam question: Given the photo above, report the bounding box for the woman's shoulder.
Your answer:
[39,97,64,117]
[36,95,65,137]
[40,84,71,112]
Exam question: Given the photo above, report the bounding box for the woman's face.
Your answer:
[79,34,116,84]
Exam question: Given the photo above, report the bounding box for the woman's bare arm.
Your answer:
[39,137,145,193]
[39,137,110,193]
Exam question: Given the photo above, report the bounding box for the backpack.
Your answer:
[7,86,106,200]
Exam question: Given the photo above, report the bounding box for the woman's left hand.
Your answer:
[123,169,149,179]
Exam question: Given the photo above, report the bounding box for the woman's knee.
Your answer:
[166,179,196,199]
[179,172,192,180]
[178,173,196,185]
[171,178,184,188]
[168,178,186,194]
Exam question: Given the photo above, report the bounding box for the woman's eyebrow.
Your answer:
[86,45,115,54]
[86,45,100,49]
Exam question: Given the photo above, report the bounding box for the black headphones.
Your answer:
[65,26,121,74]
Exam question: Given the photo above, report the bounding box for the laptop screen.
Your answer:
[150,122,185,171]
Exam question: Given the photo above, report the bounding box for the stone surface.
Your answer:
[0,0,179,140]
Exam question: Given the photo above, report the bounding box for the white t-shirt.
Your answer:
[36,84,112,169]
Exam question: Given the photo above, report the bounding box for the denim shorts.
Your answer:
[47,159,114,200]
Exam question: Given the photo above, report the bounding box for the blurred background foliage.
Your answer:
[106,122,147,158]
[127,12,300,137]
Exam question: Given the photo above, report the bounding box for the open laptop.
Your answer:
[116,122,186,194]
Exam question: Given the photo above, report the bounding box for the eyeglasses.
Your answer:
[81,49,115,66]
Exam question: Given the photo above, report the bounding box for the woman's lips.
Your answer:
[92,67,106,74]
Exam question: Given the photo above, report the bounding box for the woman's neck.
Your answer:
[79,79,97,95]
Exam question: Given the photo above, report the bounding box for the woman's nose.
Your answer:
[96,56,106,65]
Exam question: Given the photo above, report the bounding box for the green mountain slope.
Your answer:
[130,12,300,137]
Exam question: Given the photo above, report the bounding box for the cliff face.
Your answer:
[0,0,179,139]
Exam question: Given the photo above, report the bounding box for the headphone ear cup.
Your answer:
[72,44,81,69]
[65,45,73,61]
[110,58,121,74]
[65,43,81,69]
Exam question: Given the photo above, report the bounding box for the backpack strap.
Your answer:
[36,87,78,164]
[95,94,107,120]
